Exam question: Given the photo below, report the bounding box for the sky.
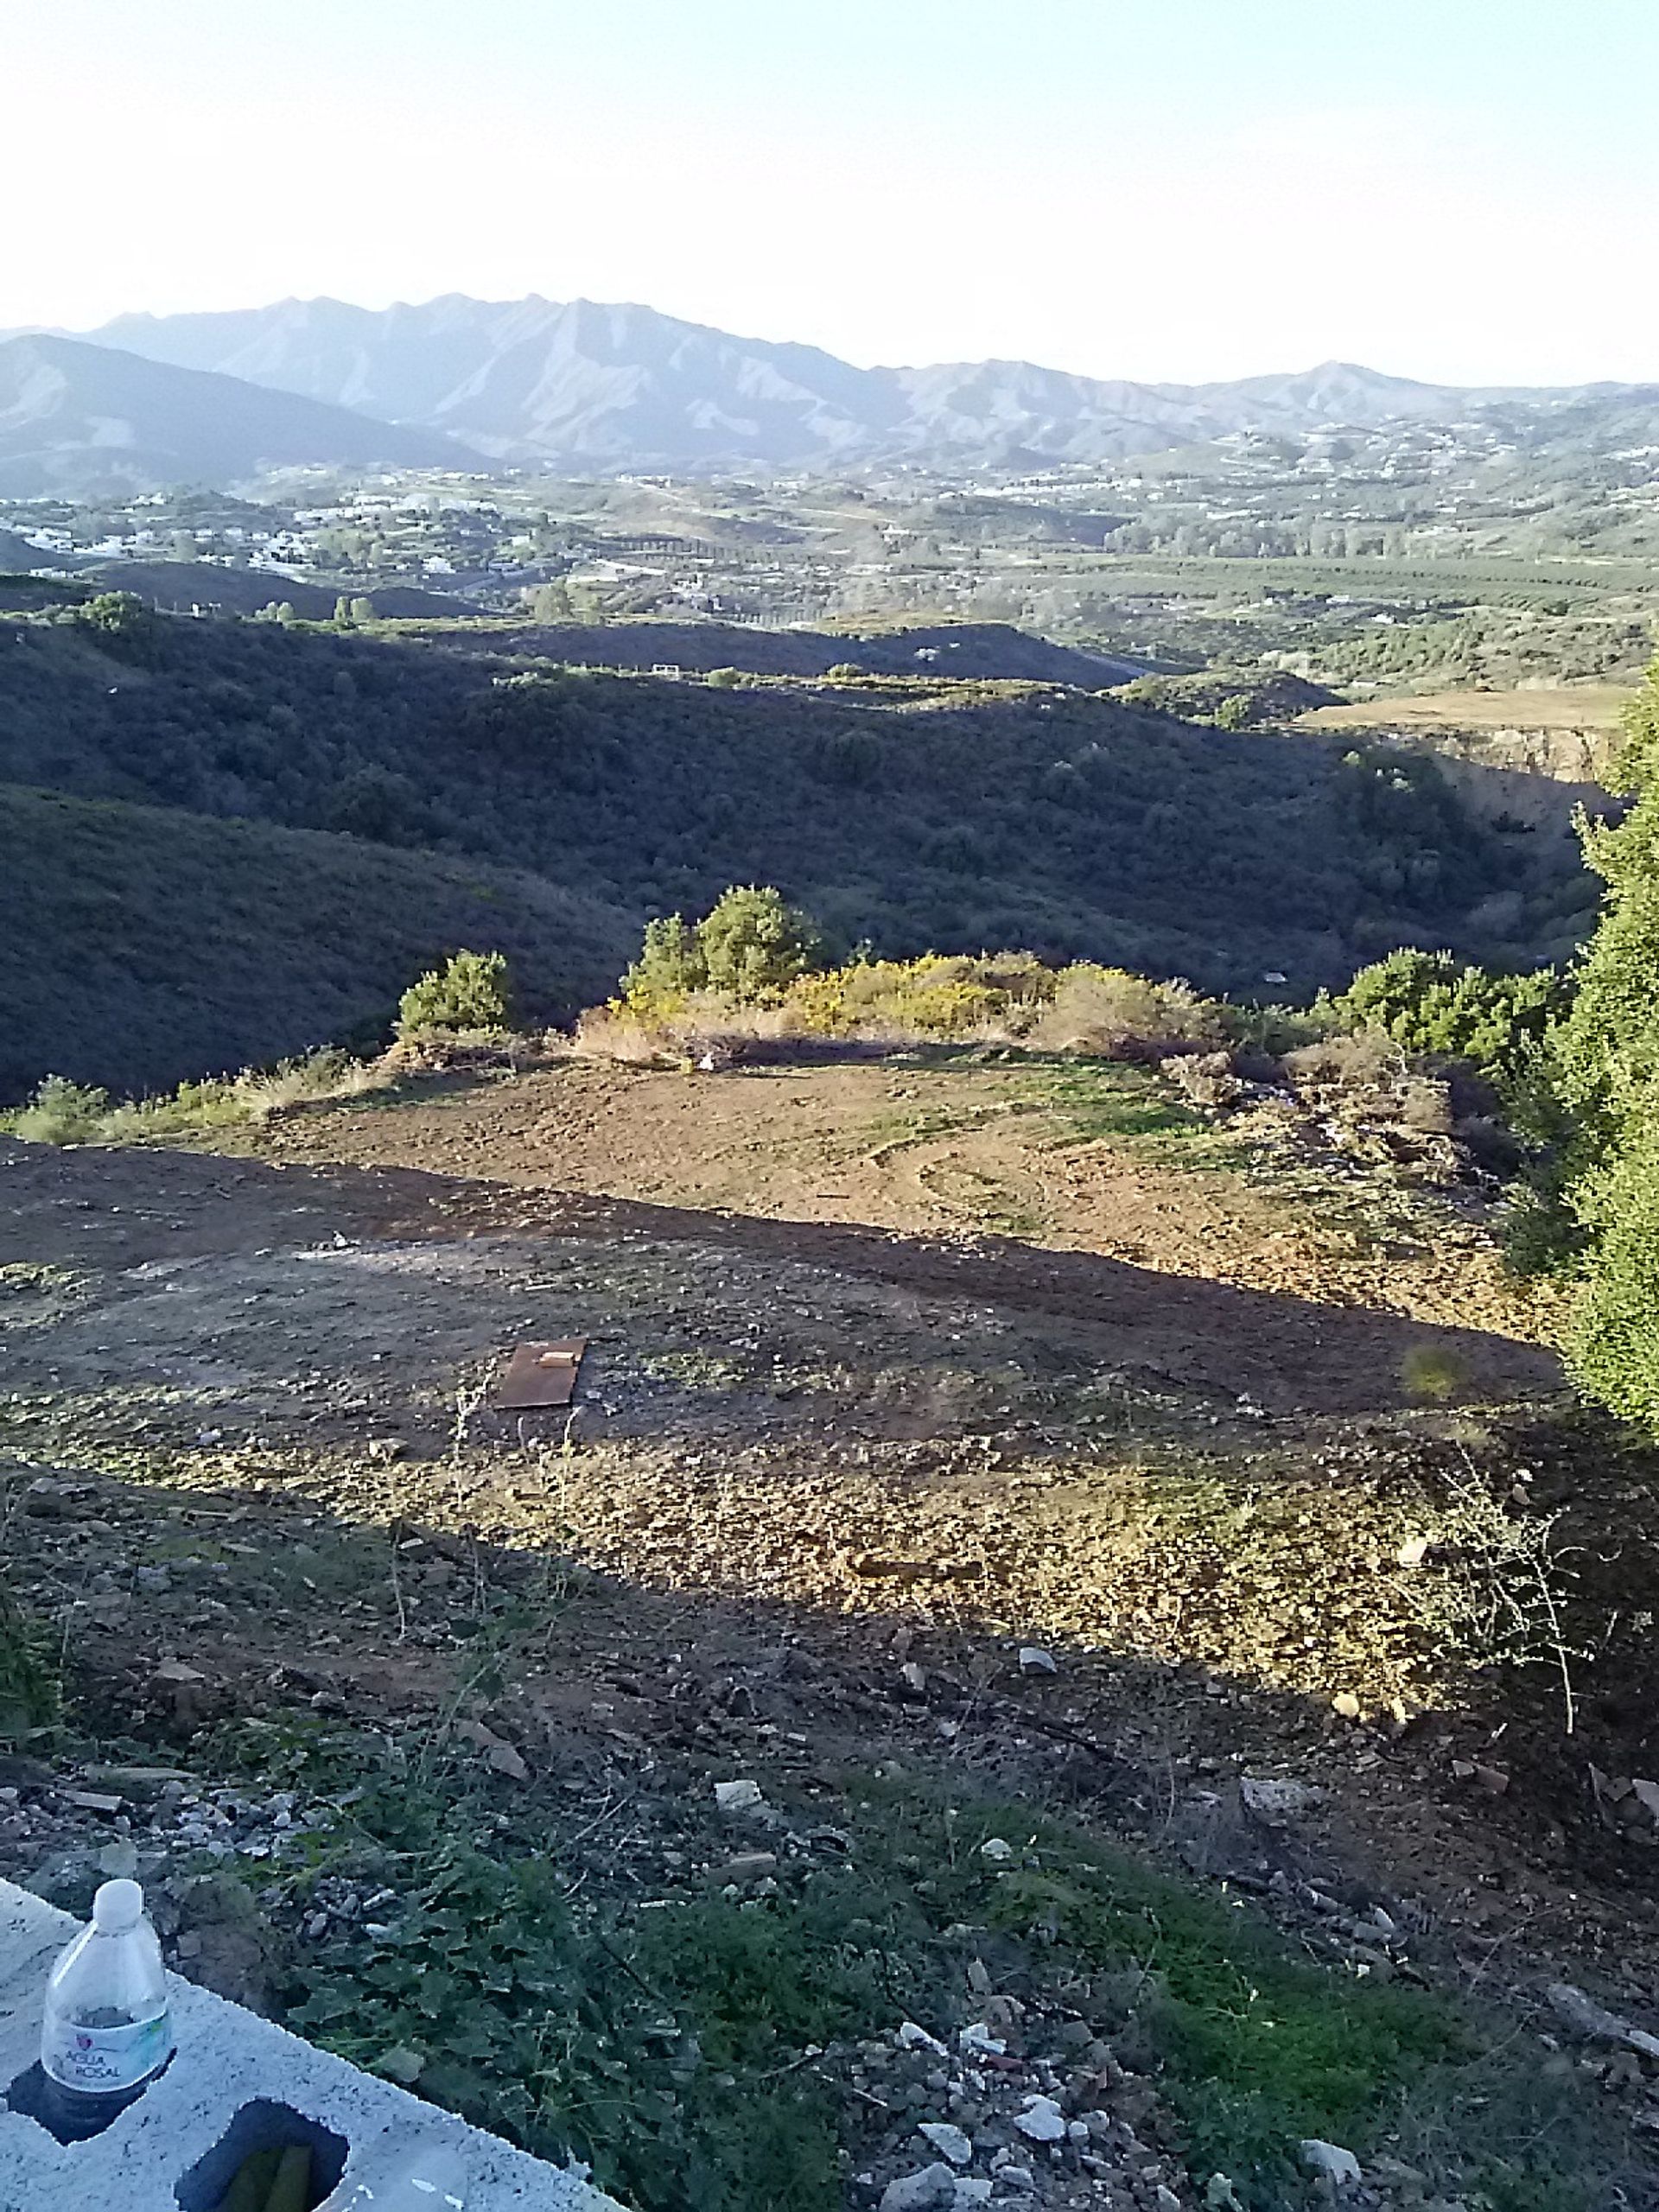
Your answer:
[5,0,1656,386]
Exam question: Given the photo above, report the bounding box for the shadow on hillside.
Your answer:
[0,1135,1560,1418]
[13,1448,1648,1932]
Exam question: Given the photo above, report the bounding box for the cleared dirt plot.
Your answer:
[2,1056,1656,2210]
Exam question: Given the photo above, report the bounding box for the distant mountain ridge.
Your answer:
[78,296,1656,472]
[8,296,1656,482]
[0,333,470,495]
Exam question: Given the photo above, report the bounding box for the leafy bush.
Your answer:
[1560,1125,1659,1428]
[1338,949,1562,1081]
[397,950,514,1037]
[9,1075,111,1143]
[1516,658,1659,1431]
[624,888,820,1014]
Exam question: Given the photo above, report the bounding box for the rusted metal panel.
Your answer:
[496,1339,588,1408]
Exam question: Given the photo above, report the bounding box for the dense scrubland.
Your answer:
[0,595,1600,1099]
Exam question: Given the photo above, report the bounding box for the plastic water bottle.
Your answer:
[39,1878,174,2139]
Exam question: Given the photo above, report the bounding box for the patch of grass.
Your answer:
[1024,1058,1243,1168]
[639,1349,752,1392]
[0,1579,60,1743]
[1,1050,392,1148]
[209,1726,1617,2212]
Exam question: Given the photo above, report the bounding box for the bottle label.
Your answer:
[42,2012,171,2094]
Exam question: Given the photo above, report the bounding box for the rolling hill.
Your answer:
[0,784,635,1099]
[0,333,471,494]
[0,604,1599,1095]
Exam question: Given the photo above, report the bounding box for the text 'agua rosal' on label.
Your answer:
[41,2012,170,2093]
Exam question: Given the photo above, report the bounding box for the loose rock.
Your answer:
[917,2121,972,2166]
[1012,2094,1067,2144]
[878,2162,959,2212]
[1300,2139,1361,2186]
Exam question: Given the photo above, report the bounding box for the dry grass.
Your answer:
[1300,683,1637,735]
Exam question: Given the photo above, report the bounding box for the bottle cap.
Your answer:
[92,1878,143,1933]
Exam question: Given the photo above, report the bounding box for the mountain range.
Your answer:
[2,294,1656,489]
[0,333,470,496]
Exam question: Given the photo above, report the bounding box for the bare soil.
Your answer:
[3,1057,1659,2202]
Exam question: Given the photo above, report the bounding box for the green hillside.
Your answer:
[0,785,634,1099]
[0,603,1604,1095]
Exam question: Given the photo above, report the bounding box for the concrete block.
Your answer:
[0,1879,626,2211]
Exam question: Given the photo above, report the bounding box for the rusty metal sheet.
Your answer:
[496,1339,588,1409]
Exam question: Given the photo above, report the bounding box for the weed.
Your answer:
[2,1051,390,1149]
[214,1723,1614,2212]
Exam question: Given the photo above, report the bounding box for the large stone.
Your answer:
[1013,2095,1067,2144]
[1300,2139,1362,2186]
[1239,1777,1321,1825]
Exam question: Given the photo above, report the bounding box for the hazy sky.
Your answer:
[7,0,1655,385]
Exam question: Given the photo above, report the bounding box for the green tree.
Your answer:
[622,914,707,1009]
[696,885,821,1003]
[77,590,157,658]
[1339,949,1561,1082]
[397,950,513,1037]
[1518,658,1659,1428]
[621,887,822,1011]
[526,581,575,624]
[1213,693,1252,731]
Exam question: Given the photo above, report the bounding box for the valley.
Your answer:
[2,292,1656,2212]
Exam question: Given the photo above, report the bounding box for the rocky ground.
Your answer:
[3,1058,1658,2208]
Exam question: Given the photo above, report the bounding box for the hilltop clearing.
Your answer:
[1299,683,1637,785]
[245,1052,1553,1401]
[1,1043,1656,2207]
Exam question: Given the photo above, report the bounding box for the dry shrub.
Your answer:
[238,1048,389,1117]
[571,1006,675,1065]
[1162,1050,1243,1108]
[575,995,817,1068]
[1033,964,1226,1060]
[1281,1030,1400,1090]
[378,1030,524,1077]
[1397,1076,1455,1136]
